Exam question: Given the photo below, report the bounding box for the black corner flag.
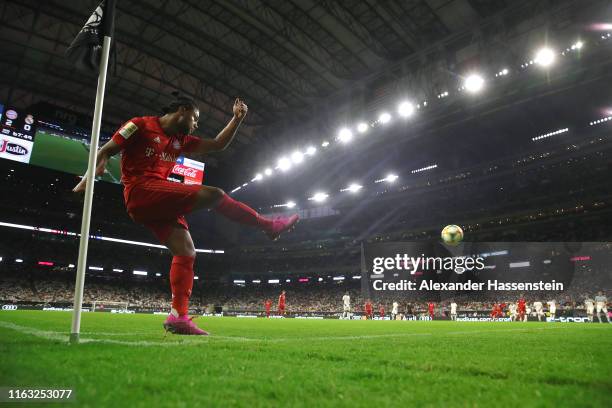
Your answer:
[66,0,117,73]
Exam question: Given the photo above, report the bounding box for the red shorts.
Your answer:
[125,179,201,243]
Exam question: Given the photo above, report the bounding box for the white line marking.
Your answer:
[2,320,604,347]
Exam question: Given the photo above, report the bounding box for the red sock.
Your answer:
[214,193,273,230]
[170,255,195,316]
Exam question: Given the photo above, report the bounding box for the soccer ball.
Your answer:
[441,225,464,246]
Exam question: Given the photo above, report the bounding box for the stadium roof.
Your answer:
[0,0,609,181]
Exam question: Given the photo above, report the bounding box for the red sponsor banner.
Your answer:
[169,157,205,185]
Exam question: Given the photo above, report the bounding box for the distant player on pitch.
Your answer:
[533,300,544,321]
[584,295,595,322]
[450,301,457,321]
[594,291,610,323]
[264,299,272,318]
[278,290,286,317]
[342,292,351,319]
[546,299,556,320]
[428,302,435,320]
[391,301,399,320]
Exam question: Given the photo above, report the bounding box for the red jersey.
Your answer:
[365,302,373,313]
[518,299,526,310]
[428,303,435,312]
[278,294,286,306]
[111,116,201,202]
[264,300,272,310]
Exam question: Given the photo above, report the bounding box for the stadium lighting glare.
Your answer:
[318,277,324,282]
[397,101,415,118]
[133,270,148,276]
[378,112,391,124]
[291,151,304,164]
[88,266,103,271]
[194,276,199,280]
[352,276,361,279]
[252,173,263,182]
[286,279,291,283]
[309,192,329,202]
[305,146,317,155]
[264,168,273,176]
[155,273,161,277]
[321,141,330,147]
[589,116,612,126]
[252,279,261,284]
[357,122,369,133]
[230,186,241,193]
[268,279,280,284]
[338,128,353,143]
[277,157,292,171]
[333,276,345,281]
[532,127,569,141]
[534,47,556,67]
[341,183,362,193]
[15,258,23,263]
[543,260,552,264]
[68,264,75,268]
[286,201,296,208]
[233,279,245,284]
[571,41,583,50]
[385,174,398,183]
[112,268,123,272]
[509,261,530,268]
[0,257,3,262]
[464,74,485,93]
[411,164,438,174]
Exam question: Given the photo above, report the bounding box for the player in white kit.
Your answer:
[584,296,595,322]
[509,303,517,321]
[546,299,556,320]
[391,301,399,320]
[342,292,351,319]
[533,301,544,321]
[450,302,457,321]
[594,291,610,323]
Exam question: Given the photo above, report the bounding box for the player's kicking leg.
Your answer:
[162,226,208,335]
[192,186,299,240]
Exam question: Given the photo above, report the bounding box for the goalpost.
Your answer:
[91,301,129,312]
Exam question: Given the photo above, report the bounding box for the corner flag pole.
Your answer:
[70,34,112,344]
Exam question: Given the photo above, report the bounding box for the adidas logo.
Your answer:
[153,136,161,144]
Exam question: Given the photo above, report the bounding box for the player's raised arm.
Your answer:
[191,98,248,154]
[72,139,122,193]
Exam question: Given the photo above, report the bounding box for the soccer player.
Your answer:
[391,301,399,320]
[450,301,457,321]
[379,304,385,319]
[341,292,351,319]
[364,300,373,320]
[428,302,435,320]
[546,299,556,320]
[584,296,595,322]
[278,290,286,317]
[517,296,527,322]
[594,291,610,323]
[509,303,517,321]
[264,299,272,318]
[533,300,544,321]
[73,94,299,335]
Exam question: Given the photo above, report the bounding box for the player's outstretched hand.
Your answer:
[233,98,248,120]
[72,177,87,193]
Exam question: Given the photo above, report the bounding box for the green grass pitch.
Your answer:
[1,311,611,407]
[29,130,121,183]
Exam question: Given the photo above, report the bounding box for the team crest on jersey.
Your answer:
[153,136,161,144]
[119,121,138,139]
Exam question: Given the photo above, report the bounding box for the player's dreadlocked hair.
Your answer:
[161,91,198,114]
